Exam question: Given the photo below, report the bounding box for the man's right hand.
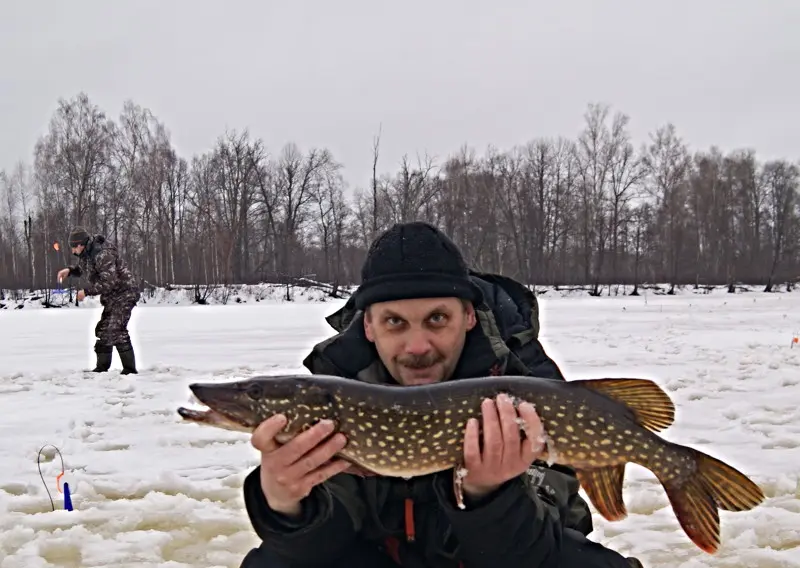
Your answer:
[252,414,350,518]
[57,268,70,282]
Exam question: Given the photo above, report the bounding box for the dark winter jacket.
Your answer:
[241,272,630,568]
[68,234,139,303]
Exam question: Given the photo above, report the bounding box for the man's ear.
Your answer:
[363,307,376,342]
[465,303,477,331]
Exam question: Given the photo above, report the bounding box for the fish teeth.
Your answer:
[187,391,205,407]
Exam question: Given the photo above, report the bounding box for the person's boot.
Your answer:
[116,341,138,375]
[92,343,113,372]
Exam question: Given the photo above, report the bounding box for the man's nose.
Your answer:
[404,329,433,355]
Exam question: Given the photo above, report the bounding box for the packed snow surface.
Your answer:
[1,290,799,567]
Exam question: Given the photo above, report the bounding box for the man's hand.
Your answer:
[252,415,351,518]
[460,393,546,501]
[57,268,70,283]
[76,290,86,301]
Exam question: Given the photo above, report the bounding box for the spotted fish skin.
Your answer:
[177,373,765,554]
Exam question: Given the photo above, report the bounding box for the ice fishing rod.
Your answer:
[36,443,72,511]
[53,240,80,306]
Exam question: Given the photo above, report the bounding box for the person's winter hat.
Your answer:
[353,222,482,310]
[68,227,91,248]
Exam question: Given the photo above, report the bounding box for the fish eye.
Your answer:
[245,383,263,400]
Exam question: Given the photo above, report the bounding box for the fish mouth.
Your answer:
[176,405,253,433]
[176,382,254,433]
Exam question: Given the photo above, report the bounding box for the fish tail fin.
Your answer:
[689,448,765,512]
[658,447,765,554]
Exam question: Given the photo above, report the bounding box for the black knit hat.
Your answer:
[68,227,90,247]
[353,222,482,310]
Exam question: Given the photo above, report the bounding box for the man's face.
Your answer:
[70,244,84,257]
[364,297,477,386]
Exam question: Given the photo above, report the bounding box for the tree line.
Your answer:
[1,92,798,296]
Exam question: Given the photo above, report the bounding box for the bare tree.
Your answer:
[573,103,619,293]
[371,124,382,240]
[762,160,799,291]
[382,153,439,225]
[34,92,114,227]
[270,143,338,278]
[642,123,691,292]
[311,169,352,287]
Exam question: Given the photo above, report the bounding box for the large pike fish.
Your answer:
[176,373,764,554]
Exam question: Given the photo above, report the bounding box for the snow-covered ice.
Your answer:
[1,290,799,567]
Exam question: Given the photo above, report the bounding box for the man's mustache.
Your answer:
[396,352,444,369]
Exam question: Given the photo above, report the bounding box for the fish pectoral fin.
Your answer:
[575,465,628,521]
[571,378,676,432]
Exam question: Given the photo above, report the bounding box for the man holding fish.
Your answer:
[237,222,643,568]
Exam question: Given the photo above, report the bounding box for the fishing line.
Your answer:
[53,239,79,306]
[37,444,65,511]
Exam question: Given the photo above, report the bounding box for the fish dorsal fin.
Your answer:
[570,378,675,432]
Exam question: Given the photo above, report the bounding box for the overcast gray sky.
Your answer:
[2,0,799,188]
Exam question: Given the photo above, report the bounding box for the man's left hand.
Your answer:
[76,290,86,301]
[460,393,546,501]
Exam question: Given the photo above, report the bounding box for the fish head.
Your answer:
[177,375,336,438]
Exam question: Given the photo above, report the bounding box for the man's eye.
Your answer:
[386,317,403,326]
[429,313,447,324]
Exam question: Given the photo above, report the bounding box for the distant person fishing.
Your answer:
[56,227,141,375]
